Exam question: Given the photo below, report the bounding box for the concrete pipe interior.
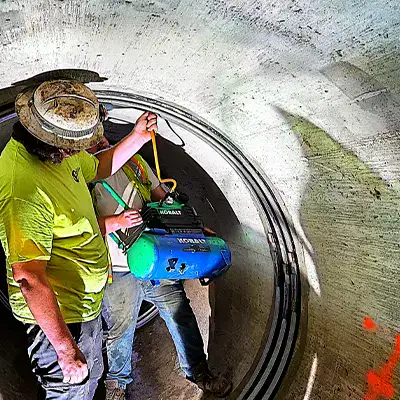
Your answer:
[0,91,298,399]
[1,1,400,399]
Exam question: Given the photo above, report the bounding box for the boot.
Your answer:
[189,362,232,398]
[105,379,126,400]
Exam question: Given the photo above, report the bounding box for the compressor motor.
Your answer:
[101,182,232,286]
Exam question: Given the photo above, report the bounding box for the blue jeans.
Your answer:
[102,272,207,388]
[25,315,103,399]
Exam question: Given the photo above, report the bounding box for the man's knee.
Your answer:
[106,314,136,341]
[102,279,140,334]
[159,298,198,329]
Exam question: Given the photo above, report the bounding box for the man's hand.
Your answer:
[58,344,88,384]
[97,209,143,235]
[116,209,143,230]
[133,112,158,146]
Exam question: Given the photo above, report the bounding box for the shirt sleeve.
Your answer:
[77,151,99,183]
[143,161,160,190]
[0,198,54,264]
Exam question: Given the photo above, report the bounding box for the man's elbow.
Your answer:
[11,262,47,291]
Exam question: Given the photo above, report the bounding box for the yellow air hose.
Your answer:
[150,130,177,192]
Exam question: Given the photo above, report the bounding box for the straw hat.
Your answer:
[15,80,105,150]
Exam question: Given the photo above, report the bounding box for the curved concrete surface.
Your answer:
[1,1,400,399]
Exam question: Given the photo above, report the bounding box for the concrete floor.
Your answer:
[1,1,400,399]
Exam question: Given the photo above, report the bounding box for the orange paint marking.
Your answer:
[364,317,377,331]
[364,334,400,400]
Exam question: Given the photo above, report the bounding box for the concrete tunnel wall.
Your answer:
[0,1,399,399]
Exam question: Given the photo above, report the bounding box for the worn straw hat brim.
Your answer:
[15,86,104,151]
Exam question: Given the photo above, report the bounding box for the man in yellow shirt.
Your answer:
[0,79,157,399]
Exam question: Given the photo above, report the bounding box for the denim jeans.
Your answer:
[102,272,207,388]
[25,315,103,400]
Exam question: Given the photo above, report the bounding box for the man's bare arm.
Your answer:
[12,260,88,384]
[97,184,165,237]
[94,112,157,180]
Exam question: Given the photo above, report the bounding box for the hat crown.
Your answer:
[33,80,99,132]
[15,79,104,151]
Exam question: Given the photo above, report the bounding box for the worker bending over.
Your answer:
[0,79,156,399]
[89,136,232,399]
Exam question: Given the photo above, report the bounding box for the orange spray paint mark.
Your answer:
[364,317,377,332]
[364,332,400,400]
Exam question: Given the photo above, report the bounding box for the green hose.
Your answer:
[93,180,129,249]
[99,180,130,210]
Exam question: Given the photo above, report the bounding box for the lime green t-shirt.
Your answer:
[0,138,109,324]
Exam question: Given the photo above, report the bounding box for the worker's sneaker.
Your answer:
[105,379,126,400]
[189,363,232,398]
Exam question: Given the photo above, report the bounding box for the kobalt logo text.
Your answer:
[160,210,182,215]
[177,238,206,244]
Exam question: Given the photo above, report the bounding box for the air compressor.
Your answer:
[96,128,232,286]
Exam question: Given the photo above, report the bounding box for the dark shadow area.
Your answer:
[277,109,400,399]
